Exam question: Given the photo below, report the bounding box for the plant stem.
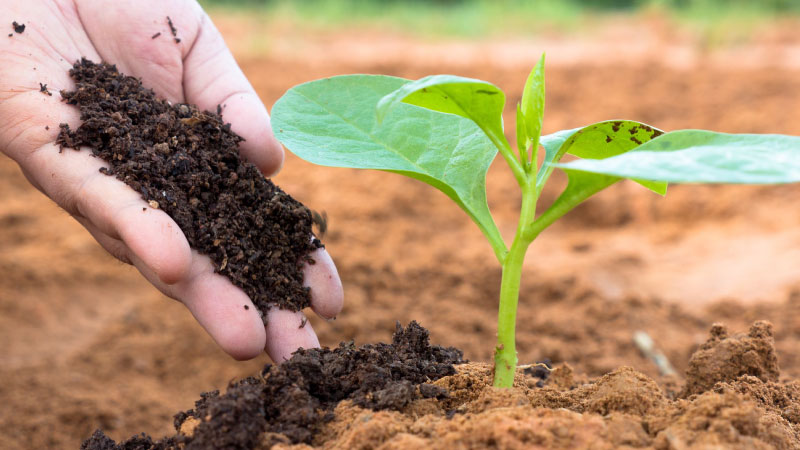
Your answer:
[493,176,537,387]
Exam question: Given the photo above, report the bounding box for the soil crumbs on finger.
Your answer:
[166,16,180,43]
[82,322,464,449]
[56,58,321,318]
[11,21,25,34]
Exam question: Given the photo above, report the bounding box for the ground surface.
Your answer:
[2,15,800,449]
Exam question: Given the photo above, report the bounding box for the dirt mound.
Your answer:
[82,322,463,449]
[80,321,800,449]
[682,321,780,397]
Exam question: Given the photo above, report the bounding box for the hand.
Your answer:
[0,0,343,361]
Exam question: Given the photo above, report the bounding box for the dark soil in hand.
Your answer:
[11,21,25,34]
[81,322,464,449]
[56,59,320,317]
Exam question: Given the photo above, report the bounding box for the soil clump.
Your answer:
[81,322,463,449]
[56,59,320,317]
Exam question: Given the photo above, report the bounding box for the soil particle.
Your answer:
[55,59,320,317]
[82,322,462,449]
[166,16,180,43]
[151,32,161,39]
[682,321,779,397]
[12,21,25,34]
[38,83,52,96]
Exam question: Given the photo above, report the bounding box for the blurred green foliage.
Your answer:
[200,0,800,12]
[199,0,800,38]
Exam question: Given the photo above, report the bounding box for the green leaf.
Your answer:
[272,75,506,259]
[536,120,667,195]
[516,103,527,165]
[554,130,800,184]
[518,53,545,160]
[526,120,668,239]
[375,74,506,146]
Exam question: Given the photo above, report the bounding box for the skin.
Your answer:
[0,0,344,362]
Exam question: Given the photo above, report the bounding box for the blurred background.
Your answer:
[3,1,800,448]
[199,0,800,38]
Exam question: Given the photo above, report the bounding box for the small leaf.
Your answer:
[519,53,545,156]
[527,120,669,237]
[537,120,667,194]
[272,75,505,257]
[376,74,506,146]
[555,131,800,183]
[515,103,527,163]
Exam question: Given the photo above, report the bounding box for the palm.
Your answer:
[0,0,343,362]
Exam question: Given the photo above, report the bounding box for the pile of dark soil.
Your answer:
[56,59,320,316]
[81,322,463,449]
[82,320,800,449]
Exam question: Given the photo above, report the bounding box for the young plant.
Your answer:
[271,55,800,388]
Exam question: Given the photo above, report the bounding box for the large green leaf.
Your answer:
[537,120,667,194]
[554,130,800,183]
[375,75,506,146]
[271,75,505,257]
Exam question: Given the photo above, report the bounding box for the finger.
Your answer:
[304,247,344,320]
[74,216,133,265]
[21,142,191,284]
[74,0,195,103]
[77,184,325,363]
[264,309,320,363]
[182,12,284,176]
[128,249,267,361]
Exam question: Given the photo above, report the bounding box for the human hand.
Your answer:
[0,0,343,361]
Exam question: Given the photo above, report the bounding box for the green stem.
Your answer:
[523,178,615,242]
[493,177,537,387]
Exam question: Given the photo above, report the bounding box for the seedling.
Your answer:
[272,55,800,388]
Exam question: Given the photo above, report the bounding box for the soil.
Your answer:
[56,59,320,316]
[81,321,800,449]
[3,15,800,450]
[12,21,25,34]
[83,322,463,449]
